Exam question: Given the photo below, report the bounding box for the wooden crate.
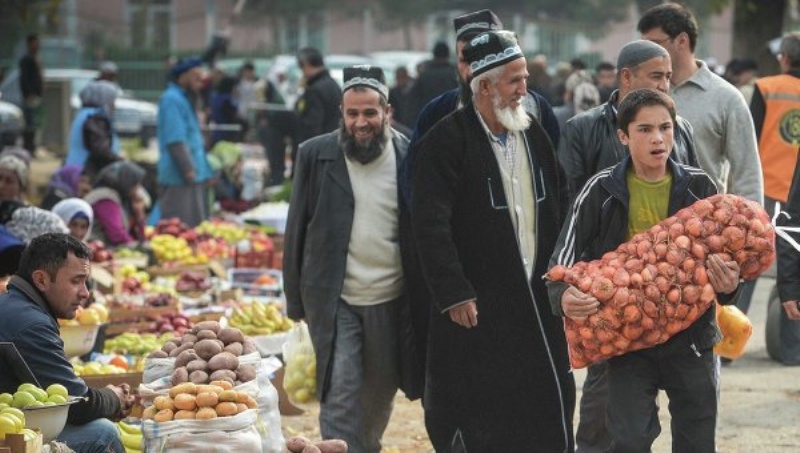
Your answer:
[81,372,143,389]
[0,430,43,453]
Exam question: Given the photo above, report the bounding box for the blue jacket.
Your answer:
[157,83,213,185]
[65,107,121,167]
[0,276,121,424]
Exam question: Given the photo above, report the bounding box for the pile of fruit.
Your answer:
[104,332,175,356]
[175,271,212,293]
[0,383,70,408]
[0,406,37,443]
[147,321,257,387]
[115,248,148,261]
[151,313,193,336]
[142,381,257,422]
[88,240,114,263]
[228,303,293,336]
[119,264,152,295]
[547,194,776,368]
[286,436,347,453]
[195,220,249,244]
[152,218,194,242]
[150,235,195,264]
[73,361,128,376]
[117,421,142,453]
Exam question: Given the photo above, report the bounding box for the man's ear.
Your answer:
[617,128,629,146]
[30,269,51,292]
[619,68,631,90]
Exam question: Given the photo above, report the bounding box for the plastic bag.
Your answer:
[143,408,262,452]
[281,321,318,409]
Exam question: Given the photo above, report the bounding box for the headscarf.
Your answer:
[52,198,94,240]
[79,80,118,112]
[93,161,146,200]
[5,206,69,244]
[0,147,32,167]
[48,165,83,198]
[0,155,28,190]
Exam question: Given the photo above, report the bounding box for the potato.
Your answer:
[223,342,243,356]
[189,370,209,384]
[209,369,237,383]
[218,390,237,403]
[209,380,233,391]
[148,350,168,359]
[154,395,174,411]
[236,403,249,413]
[171,367,189,385]
[173,393,197,411]
[286,436,312,453]
[169,382,197,398]
[197,384,225,394]
[180,333,198,345]
[236,364,257,383]
[174,409,196,420]
[196,407,218,420]
[175,349,200,368]
[169,342,194,358]
[186,359,208,373]
[162,342,178,354]
[196,330,218,341]
[215,402,238,417]
[217,327,245,345]
[154,408,174,422]
[315,440,348,453]
[301,446,322,453]
[194,320,221,334]
[142,405,158,420]
[235,392,257,409]
[242,338,257,355]
[208,352,239,371]
[194,339,223,361]
[196,392,219,408]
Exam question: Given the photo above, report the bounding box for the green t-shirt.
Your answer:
[626,169,673,240]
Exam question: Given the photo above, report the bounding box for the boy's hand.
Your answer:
[561,286,599,322]
[707,254,740,294]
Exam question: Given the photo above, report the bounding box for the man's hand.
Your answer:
[107,383,135,420]
[561,286,599,322]
[448,300,478,328]
[707,254,741,294]
[783,300,800,320]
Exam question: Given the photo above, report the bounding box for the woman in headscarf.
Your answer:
[83,161,147,245]
[40,165,92,210]
[52,198,94,241]
[0,154,28,202]
[3,205,68,245]
[65,80,122,180]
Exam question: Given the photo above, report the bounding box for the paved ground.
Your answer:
[281,276,800,452]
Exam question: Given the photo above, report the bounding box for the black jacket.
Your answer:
[295,69,342,144]
[558,90,698,198]
[777,154,800,302]
[547,157,740,355]
[284,130,422,400]
[19,54,43,98]
[412,103,574,451]
[0,276,121,425]
[408,59,458,120]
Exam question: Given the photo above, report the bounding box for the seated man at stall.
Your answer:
[0,233,134,452]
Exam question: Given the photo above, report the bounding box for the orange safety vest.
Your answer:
[755,74,800,202]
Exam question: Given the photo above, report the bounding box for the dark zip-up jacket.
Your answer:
[0,276,121,425]
[559,90,698,199]
[778,153,800,302]
[547,157,741,355]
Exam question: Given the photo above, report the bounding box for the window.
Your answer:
[128,0,173,49]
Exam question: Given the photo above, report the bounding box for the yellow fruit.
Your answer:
[0,411,23,431]
[46,384,68,398]
[20,428,38,441]
[90,304,109,323]
[27,387,48,403]
[0,394,12,405]
[1,407,26,424]
[48,394,67,404]
[293,388,311,403]
[0,414,19,439]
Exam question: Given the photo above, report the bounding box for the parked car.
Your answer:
[0,97,23,148]
[0,68,158,144]
[369,50,431,78]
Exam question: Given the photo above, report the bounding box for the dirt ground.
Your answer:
[281,277,800,452]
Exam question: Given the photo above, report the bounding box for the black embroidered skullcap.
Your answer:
[463,30,524,77]
[342,65,389,99]
[453,10,503,41]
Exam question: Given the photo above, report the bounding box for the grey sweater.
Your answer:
[671,60,764,204]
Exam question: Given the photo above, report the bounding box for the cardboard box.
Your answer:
[81,372,143,389]
[0,430,43,453]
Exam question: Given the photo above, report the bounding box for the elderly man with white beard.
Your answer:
[411,30,575,452]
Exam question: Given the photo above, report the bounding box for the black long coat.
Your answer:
[412,104,575,452]
[284,130,422,401]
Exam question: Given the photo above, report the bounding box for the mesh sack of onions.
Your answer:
[547,194,776,368]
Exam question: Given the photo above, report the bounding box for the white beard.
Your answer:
[493,95,531,132]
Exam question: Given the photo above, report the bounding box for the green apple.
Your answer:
[11,391,36,409]
[46,384,68,399]
[0,394,12,406]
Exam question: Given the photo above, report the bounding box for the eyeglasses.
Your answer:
[649,36,675,47]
